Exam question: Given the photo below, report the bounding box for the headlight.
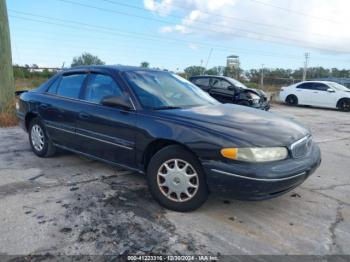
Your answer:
[249,93,260,104]
[221,147,288,162]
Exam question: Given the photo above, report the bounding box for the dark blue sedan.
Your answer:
[16,65,321,211]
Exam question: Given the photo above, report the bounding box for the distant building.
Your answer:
[226,55,240,69]
[314,77,350,88]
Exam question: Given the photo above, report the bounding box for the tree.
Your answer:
[0,0,15,113]
[184,66,206,78]
[71,52,105,67]
[140,61,150,68]
[223,66,243,80]
[205,66,225,76]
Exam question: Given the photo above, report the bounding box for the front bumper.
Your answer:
[251,100,270,111]
[16,111,26,131]
[202,142,321,200]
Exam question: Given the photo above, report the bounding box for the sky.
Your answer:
[7,0,350,71]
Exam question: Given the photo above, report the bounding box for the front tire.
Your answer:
[146,145,208,212]
[286,95,298,106]
[29,118,56,157]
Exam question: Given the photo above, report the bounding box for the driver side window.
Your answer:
[83,74,122,104]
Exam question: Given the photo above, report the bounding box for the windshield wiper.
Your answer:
[153,106,182,110]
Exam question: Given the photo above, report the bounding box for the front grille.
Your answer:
[290,136,312,158]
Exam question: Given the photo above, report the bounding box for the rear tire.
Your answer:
[29,118,56,157]
[286,95,298,106]
[146,145,208,212]
[337,98,350,112]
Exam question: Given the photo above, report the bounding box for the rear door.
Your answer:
[295,82,314,105]
[40,73,87,148]
[75,72,136,168]
[192,77,211,91]
[208,78,235,103]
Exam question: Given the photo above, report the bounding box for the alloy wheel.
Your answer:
[157,159,199,202]
[31,124,45,152]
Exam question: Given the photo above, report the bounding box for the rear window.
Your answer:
[56,74,87,99]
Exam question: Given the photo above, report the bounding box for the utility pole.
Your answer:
[302,52,310,81]
[260,64,264,90]
[200,59,204,75]
[0,0,14,113]
[204,48,213,73]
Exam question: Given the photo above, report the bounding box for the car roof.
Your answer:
[297,80,333,85]
[190,75,230,80]
[61,65,164,74]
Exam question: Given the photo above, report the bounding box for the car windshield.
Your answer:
[227,78,248,89]
[328,82,349,91]
[124,70,219,109]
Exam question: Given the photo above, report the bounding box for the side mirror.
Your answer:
[327,88,335,93]
[227,86,235,91]
[101,95,133,110]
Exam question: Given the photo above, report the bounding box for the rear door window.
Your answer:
[83,73,123,104]
[47,77,60,94]
[297,83,313,90]
[194,78,210,87]
[56,74,87,99]
[210,78,231,90]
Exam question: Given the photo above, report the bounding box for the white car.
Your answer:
[279,81,350,111]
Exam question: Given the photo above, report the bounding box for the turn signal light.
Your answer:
[220,148,238,160]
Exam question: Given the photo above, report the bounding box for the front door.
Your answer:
[209,78,235,103]
[75,72,136,168]
[311,82,337,108]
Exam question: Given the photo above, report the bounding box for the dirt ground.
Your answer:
[0,104,349,257]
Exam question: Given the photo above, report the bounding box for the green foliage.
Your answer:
[184,66,206,78]
[13,65,57,79]
[224,66,243,80]
[140,61,150,68]
[205,66,225,76]
[71,52,105,67]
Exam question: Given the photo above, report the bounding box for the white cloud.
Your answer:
[188,43,199,50]
[144,0,350,53]
[143,0,174,16]
[159,26,173,33]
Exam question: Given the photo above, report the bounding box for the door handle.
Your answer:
[313,91,318,93]
[79,112,90,120]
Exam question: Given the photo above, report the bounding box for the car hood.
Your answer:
[244,88,266,98]
[154,104,309,147]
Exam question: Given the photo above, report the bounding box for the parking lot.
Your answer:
[0,104,349,256]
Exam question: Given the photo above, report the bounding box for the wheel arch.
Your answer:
[142,139,198,172]
[25,112,39,131]
[336,97,350,108]
[285,94,298,103]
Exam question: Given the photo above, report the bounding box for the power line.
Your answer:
[10,28,306,60]
[249,0,341,24]
[10,14,350,65]
[7,13,311,60]
[55,0,347,53]
[101,0,332,40]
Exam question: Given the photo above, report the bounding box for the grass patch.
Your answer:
[0,100,18,127]
[15,77,48,91]
[0,112,18,127]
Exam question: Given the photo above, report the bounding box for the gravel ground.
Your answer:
[0,104,349,257]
